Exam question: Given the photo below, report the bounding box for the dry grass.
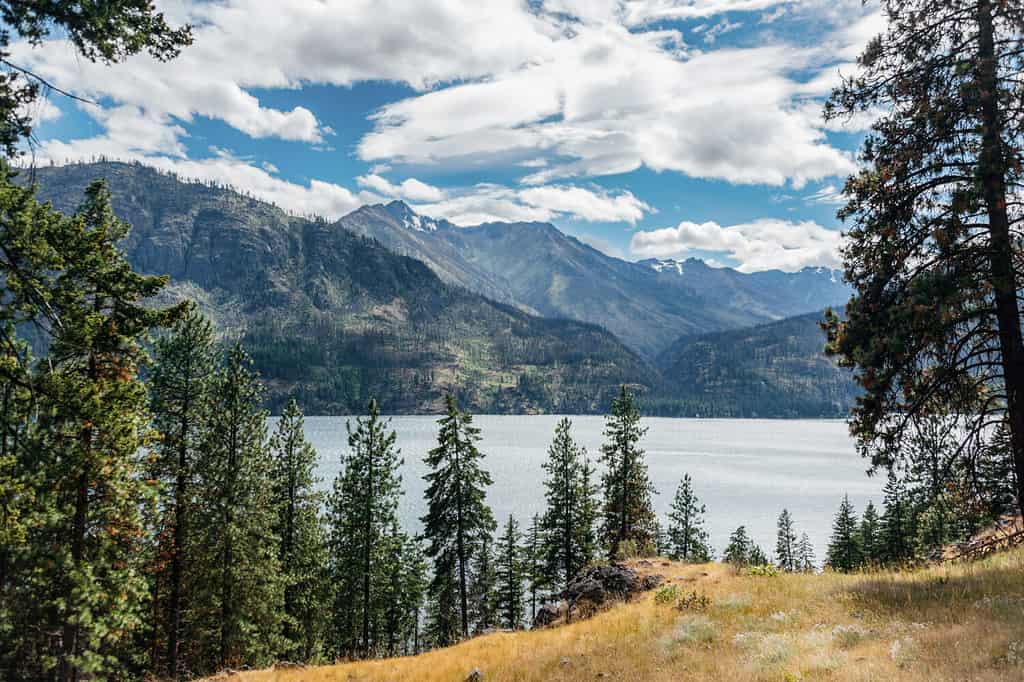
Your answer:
[217,548,1024,681]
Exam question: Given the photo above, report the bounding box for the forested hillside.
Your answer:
[28,161,655,414]
[648,311,858,418]
[340,202,851,359]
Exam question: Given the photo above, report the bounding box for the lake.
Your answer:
[291,415,882,564]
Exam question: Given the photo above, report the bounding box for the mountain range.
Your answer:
[25,161,857,416]
[340,200,851,359]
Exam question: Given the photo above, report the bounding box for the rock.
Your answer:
[466,668,484,682]
[561,563,642,608]
[533,602,561,628]
[560,657,571,666]
[642,574,664,590]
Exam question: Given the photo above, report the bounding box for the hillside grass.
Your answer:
[216,547,1024,681]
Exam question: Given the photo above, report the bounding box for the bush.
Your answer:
[748,564,779,577]
[655,585,681,605]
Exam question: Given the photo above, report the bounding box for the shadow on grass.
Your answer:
[841,557,1024,626]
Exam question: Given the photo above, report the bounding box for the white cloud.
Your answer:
[629,217,843,271]
[412,183,651,225]
[358,13,870,189]
[702,19,743,44]
[357,174,447,202]
[804,183,845,205]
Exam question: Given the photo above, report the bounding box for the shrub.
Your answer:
[748,564,779,577]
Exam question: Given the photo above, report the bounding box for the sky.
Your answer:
[14,0,885,273]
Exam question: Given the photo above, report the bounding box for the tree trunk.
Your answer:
[362,436,374,657]
[454,421,469,640]
[168,397,190,678]
[977,0,1024,518]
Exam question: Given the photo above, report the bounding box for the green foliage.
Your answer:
[775,509,798,572]
[826,495,862,573]
[270,398,328,662]
[823,0,1024,523]
[326,399,404,658]
[494,515,526,630]
[796,533,816,573]
[0,180,181,680]
[421,395,495,642]
[468,534,498,634]
[724,526,752,570]
[747,564,779,577]
[148,308,217,677]
[668,474,711,563]
[858,501,882,566]
[540,417,597,591]
[191,345,283,671]
[599,387,656,559]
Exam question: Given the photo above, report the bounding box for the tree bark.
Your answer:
[977,0,1024,518]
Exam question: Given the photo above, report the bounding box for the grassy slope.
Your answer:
[219,548,1024,681]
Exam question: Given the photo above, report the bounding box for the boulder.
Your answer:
[561,564,642,608]
[642,574,664,590]
[465,668,484,682]
[533,602,561,628]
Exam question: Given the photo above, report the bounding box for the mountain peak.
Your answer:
[381,200,448,232]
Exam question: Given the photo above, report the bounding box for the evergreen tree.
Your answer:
[269,398,327,662]
[149,308,217,677]
[880,472,913,564]
[577,454,600,569]
[326,399,403,658]
[192,345,283,671]
[823,0,1024,520]
[598,387,655,558]
[724,526,751,569]
[540,417,590,589]
[667,474,711,562]
[400,536,429,655]
[4,183,183,680]
[826,495,862,572]
[495,514,526,630]
[422,394,495,641]
[796,533,816,573]
[775,509,798,572]
[749,544,769,567]
[468,534,497,635]
[524,514,545,623]
[859,501,882,566]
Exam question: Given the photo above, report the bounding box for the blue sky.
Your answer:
[16,0,883,272]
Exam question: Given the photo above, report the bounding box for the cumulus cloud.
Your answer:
[358,13,869,189]
[357,174,447,202]
[629,217,843,271]
[413,183,651,225]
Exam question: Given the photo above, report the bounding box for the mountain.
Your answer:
[26,161,656,414]
[339,201,852,358]
[637,257,851,323]
[647,310,858,418]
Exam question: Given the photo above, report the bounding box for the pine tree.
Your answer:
[269,398,327,662]
[577,454,600,569]
[667,474,711,562]
[5,183,183,680]
[193,345,283,671]
[724,526,751,569]
[422,394,495,641]
[859,501,882,566]
[826,495,862,572]
[524,514,545,623]
[326,399,403,658]
[149,308,217,677]
[823,0,1024,520]
[775,509,798,572]
[796,533,816,573]
[749,544,769,567]
[540,418,591,589]
[468,534,497,635]
[598,387,655,558]
[880,472,913,564]
[495,515,526,630]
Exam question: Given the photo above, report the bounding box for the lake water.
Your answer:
[292,415,883,563]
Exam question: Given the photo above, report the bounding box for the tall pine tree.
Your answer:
[598,387,655,559]
[269,398,327,662]
[775,509,798,572]
[494,514,526,630]
[540,418,592,589]
[193,344,283,671]
[422,394,495,641]
[667,474,711,563]
[149,308,216,677]
[826,495,862,572]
